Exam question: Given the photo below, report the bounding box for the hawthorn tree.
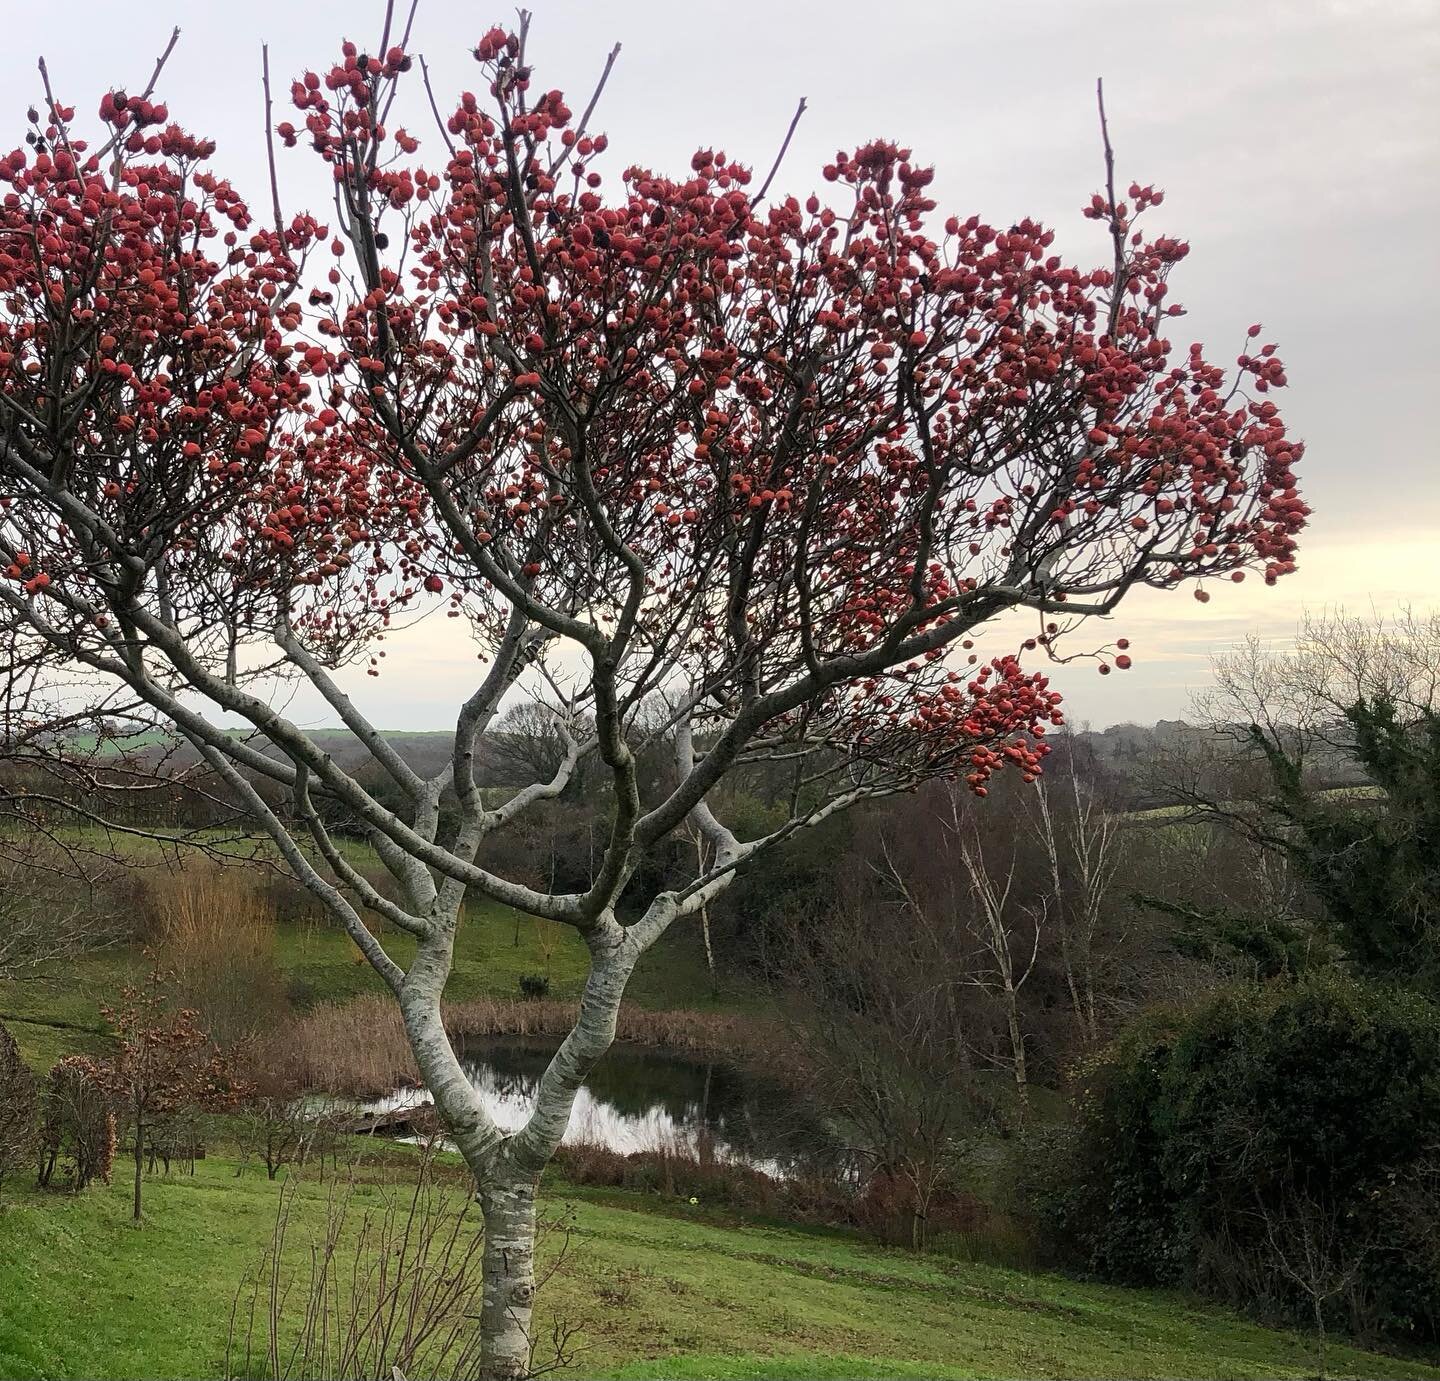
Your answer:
[0,8,1305,1374]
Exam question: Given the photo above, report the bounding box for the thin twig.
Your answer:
[95,26,182,162]
[752,96,808,207]
[418,56,457,157]
[548,41,621,179]
[377,0,398,61]
[261,45,284,240]
[1095,78,1126,339]
[34,58,79,163]
[378,0,422,130]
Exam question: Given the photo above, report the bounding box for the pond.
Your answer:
[361,1035,841,1178]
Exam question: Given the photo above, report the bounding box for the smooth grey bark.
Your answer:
[477,1179,539,1381]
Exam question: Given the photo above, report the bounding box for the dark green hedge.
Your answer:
[1033,974,1440,1342]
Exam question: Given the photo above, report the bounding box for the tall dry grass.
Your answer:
[282,996,419,1094]
[445,995,753,1055]
[280,993,761,1097]
[143,865,289,1048]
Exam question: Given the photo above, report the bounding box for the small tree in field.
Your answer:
[0,8,1304,1373]
[98,972,243,1220]
[233,1025,313,1182]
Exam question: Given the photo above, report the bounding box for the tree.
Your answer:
[1259,1183,1372,1381]
[776,843,990,1250]
[0,11,1303,1374]
[97,971,243,1220]
[1029,748,1124,1046]
[953,804,1044,1110]
[1162,610,1440,988]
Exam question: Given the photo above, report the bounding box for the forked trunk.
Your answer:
[401,917,656,1377]
[478,1178,538,1381]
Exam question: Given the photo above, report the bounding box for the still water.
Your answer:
[363,1035,837,1177]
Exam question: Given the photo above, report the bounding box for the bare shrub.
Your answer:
[226,1150,579,1380]
[550,1131,1022,1265]
[554,1132,783,1217]
[1259,1186,1374,1381]
[0,857,126,980]
[233,1028,321,1182]
[36,1055,115,1191]
[0,1021,36,1191]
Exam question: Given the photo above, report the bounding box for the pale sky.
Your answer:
[5,1,1437,728]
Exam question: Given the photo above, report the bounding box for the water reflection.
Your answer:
[363,1036,837,1178]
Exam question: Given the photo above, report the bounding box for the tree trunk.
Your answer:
[1060,933,1087,1043]
[1004,992,1029,1112]
[477,1178,538,1381]
[692,828,718,994]
[400,915,657,1377]
[699,901,716,993]
[132,1101,143,1222]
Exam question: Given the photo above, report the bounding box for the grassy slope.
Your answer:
[6,841,1435,1380]
[1,1159,1434,1381]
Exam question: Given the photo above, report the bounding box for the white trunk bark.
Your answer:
[399,933,501,1168]
[395,908,669,1376]
[478,1178,538,1381]
[1005,991,1030,1111]
[507,913,639,1169]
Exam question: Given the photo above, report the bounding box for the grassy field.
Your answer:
[1,1154,1435,1381]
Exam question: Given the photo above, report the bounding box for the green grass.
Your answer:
[269,895,727,1013]
[1,1157,1434,1380]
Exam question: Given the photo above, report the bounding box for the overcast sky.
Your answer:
[5,1,1436,729]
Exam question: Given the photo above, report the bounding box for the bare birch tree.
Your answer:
[1030,765,1121,1046]
[952,800,1042,1111]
